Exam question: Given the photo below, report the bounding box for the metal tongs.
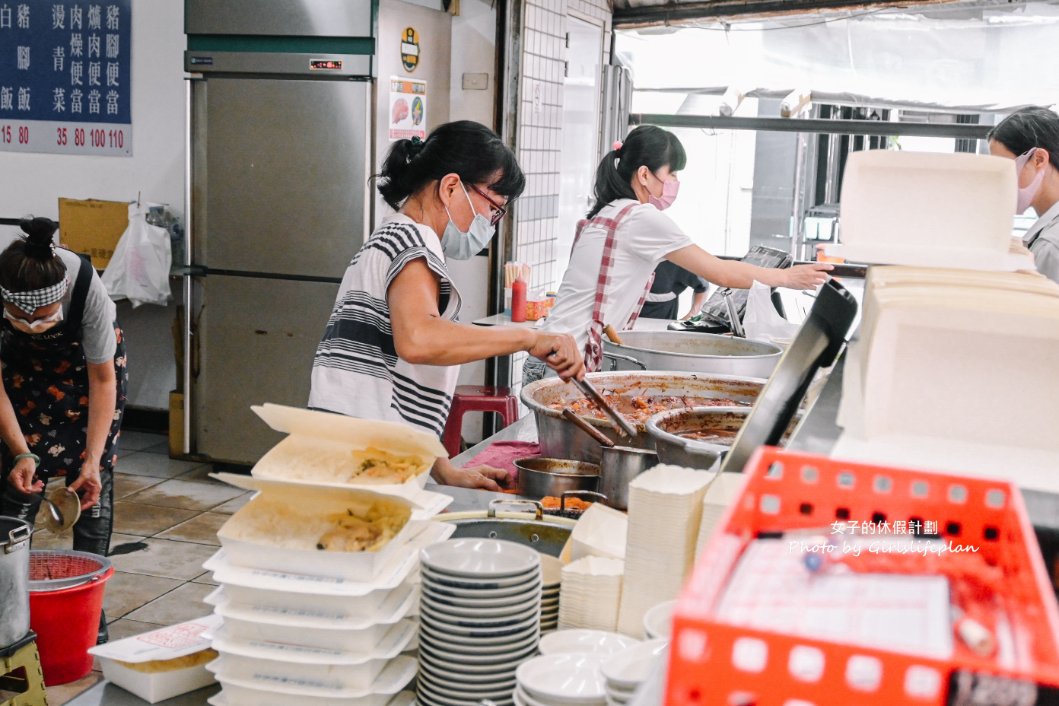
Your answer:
[572,378,638,438]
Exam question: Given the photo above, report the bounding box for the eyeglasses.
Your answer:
[469,184,508,226]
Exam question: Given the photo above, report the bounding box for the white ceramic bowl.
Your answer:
[420,603,540,630]
[539,630,640,657]
[422,584,542,608]
[421,593,540,619]
[601,639,668,690]
[422,566,540,591]
[420,539,541,578]
[514,684,551,706]
[420,610,539,636]
[517,653,606,704]
[418,631,538,661]
[423,574,542,598]
[642,600,677,640]
[419,620,539,650]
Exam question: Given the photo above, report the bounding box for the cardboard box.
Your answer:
[57,198,129,269]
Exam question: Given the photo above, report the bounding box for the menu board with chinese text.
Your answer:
[0,1,132,156]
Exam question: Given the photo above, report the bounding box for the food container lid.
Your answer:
[207,619,415,665]
[252,404,445,457]
[207,654,418,698]
[89,615,220,662]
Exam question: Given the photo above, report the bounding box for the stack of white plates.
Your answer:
[557,557,624,632]
[515,653,606,706]
[617,467,712,636]
[600,640,669,706]
[541,555,561,633]
[418,539,542,706]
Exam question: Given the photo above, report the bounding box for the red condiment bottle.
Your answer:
[511,278,527,322]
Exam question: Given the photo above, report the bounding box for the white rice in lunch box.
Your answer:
[223,495,411,552]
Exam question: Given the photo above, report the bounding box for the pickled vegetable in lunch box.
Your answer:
[212,474,425,581]
[249,403,446,498]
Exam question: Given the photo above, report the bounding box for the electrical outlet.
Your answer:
[462,73,489,90]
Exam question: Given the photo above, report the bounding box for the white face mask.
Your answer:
[441,183,495,260]
[1015,148,1046,215]
[4,308,63,334]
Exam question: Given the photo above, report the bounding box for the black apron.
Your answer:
[0,255,128,558]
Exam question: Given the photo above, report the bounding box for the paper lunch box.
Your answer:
[88,615,221,703]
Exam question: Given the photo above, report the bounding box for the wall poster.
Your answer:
[0,0,132,156]
[388,77,426,142]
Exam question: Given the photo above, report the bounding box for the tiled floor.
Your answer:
[25,430,249,706]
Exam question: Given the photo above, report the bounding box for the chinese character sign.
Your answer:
[0,1,131,156]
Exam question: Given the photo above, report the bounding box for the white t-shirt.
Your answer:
[541,199,692,352]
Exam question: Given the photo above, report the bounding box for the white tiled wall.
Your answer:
[514,0,611,295]
[509,0,612,386]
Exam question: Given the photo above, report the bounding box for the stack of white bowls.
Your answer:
[540,555,562,633]
[515,653,607,706]
[417,539,542,706]
[641,600,677,640]
[600,639,669,706]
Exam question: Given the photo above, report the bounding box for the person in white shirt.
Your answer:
[310,121,583,490]
[987,106,1059,284]
[527,125,831,382]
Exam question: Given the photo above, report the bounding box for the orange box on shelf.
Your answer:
[57,197,129,269]
[665,447,1059,706]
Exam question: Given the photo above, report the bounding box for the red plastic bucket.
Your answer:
[28,550,114,686]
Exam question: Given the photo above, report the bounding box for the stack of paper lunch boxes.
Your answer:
[201,404,457,706]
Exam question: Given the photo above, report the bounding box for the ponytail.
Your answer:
[587,125,687,218]
[377,121,526,211]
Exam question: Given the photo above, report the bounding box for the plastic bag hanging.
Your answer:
[101,202,172,307]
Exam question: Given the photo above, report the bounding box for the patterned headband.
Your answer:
[1,277,70,313]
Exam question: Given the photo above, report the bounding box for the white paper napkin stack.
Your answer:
[558,556,625,632]
[694,472,746,558]
[617,466,712,637]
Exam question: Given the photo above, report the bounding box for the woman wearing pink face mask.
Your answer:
[528,125,832,382]
[987,106,1059,284]
[0,217,127,642]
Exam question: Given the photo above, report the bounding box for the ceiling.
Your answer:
[612,0,1029,29]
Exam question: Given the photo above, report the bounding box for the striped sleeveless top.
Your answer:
[309,214,462,437]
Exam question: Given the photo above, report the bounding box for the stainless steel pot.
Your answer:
[0,516,31,646]
[646,406,802,470]
[438,500,576,557]
[521,371,766,464]
[515,457,600,499]
[599,446,657,511]
[604,331,782,378]
[646,407,749,470]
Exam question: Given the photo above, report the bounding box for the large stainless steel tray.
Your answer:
[520,371,765,464]
[603,331,782,378]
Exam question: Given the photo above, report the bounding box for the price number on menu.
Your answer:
[1,124,30,145]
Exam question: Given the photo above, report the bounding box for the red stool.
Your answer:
[443,385,520,456]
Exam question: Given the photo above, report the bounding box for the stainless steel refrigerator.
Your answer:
[183,0,374,463]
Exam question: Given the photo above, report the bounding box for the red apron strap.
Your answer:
[582,203,640,372]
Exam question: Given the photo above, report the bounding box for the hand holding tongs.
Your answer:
[571,378,638,438]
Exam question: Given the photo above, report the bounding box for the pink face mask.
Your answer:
[1015,148,1045,215]
[648,175,680,210]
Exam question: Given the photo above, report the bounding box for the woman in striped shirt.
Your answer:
[310,121,583,490]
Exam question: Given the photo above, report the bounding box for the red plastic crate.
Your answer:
[666,447,1059,706]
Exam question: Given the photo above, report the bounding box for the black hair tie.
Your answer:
[408,136,426,160]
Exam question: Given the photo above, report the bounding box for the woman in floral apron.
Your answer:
[0,217,128,644]
[526,125,833,384]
